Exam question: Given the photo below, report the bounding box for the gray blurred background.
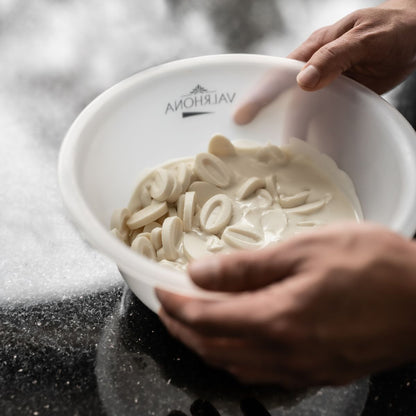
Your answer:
[0,0,383,303]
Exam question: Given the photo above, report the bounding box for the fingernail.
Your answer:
[297,65,320,89]
[188,257,220,283]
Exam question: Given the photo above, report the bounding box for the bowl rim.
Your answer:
[58,53,416,293]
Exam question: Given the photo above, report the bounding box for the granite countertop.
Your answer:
[1,1,415,415]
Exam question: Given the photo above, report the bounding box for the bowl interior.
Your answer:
[59,54,416,300]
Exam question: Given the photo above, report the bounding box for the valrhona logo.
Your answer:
[165,84,237,118]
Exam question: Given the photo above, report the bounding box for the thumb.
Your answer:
[187,244,298,292]
[296,32,366,91]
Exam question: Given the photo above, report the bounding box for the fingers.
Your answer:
[157,289,256,337]
[158,302,310,388]
[288,13,356,62]
[188,242,301,292]
[296,28,368,91]
[234,7,406,124]
[159,302,319,388]
[233,22,359,124]
[159,307,284,364]
[233,65,295,125]
[188,223,362,293]
[233,14,361,125]
[156,286,293,338]
[288,13,361,91]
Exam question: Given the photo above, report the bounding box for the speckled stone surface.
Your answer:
[1,0,415,414]
[96,290,369,416]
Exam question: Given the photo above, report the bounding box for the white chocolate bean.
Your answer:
[168,206,177,217]
[128,228,143,244]
[150,169,174,201]
[206,235,225,252]
[177,194,185,219]
[188,181,224,207]
[194,152,231,188]
[297,220,321,227]
[150,227,162,250]
[279,191,310,208]
[236,177,265,200]
[285,199,327,214]
[143,221,161,233]
[139,185,152,208]
[161,216,183,261]
[110,208,130,232]
[131,235,156,260]
[255,189,273,208]
[156,212,168,225]
[159,259,186,271]
[222,225,263,250]
[200,194,233,235]
[269,144,288,164]
[166,177,182,203]
[128,182,152,212]
[176,162,192,193]
[193,208,201,228]
[111,227,128,243]
[127,201,168,230]
[110,208,131,243]
[256,143,288,165]
[265,175,278,200]
[261,209,287,234]
[157,247,165,261]
[208,134,236,157]
[182,191,196,232]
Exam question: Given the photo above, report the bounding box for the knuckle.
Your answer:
[348,8,367,22]
[314,43,351,73]
[318,44,339,60]
[352,28,377,49]
[308,25,332,44]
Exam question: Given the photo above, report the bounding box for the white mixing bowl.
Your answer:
[58,54,416,312]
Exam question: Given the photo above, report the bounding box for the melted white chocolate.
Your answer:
[111,135,362,271]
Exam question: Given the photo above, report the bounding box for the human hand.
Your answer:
[234,0,416,124]
[157,223,416,389]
